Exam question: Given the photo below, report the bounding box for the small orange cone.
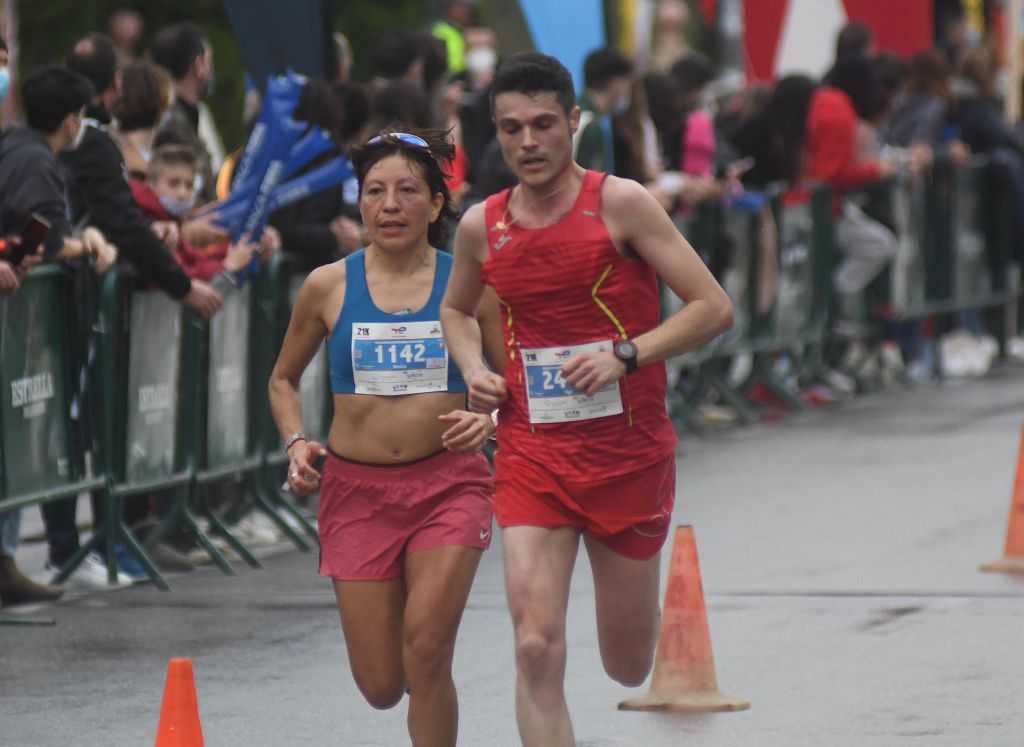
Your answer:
[619,525,749,712]
[155,658,205,746]
[981,425,1024,574]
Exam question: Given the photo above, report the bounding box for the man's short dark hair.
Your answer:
[669,53,713,95]
[148,144,200,180]
[66,33,119,95]
[835,21,874,63]
[374,29,421,79]
[583,47,633,92]
[489,52,576,116]
[21,65,94,133]
[151,22,207,81]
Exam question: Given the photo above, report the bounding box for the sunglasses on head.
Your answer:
[367,132,430,150]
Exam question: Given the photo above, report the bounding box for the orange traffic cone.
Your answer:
[155,658,205,746]
[981,425,1024,574]
[619,525,749,712]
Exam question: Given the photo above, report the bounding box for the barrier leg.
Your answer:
[749,354,805,411]
[704,362,759,425]
[176,485,236,574]
[249,475,312,552]
[258,470,318,542]
[196,483,263,569]
[116,521,170,591]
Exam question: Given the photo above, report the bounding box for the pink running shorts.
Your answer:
[318,448,494,581]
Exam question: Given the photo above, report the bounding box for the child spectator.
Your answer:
[131,145,262,289]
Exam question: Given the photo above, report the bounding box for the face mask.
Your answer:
[159,193,196,219]
[201,67,215,98]
[611,94,631,116]
[67,117,88,151]
[0,67,9,102]
[465,46,497,77]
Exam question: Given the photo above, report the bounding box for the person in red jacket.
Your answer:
[130,144,263,287]
[806,56,898,308]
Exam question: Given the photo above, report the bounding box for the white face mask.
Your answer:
[159,193,196,219]
[466,45,497,78]
[67,117,88,151]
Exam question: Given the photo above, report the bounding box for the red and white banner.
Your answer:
[741,0,933,81]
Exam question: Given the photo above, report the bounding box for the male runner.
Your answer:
[440,53,733,745]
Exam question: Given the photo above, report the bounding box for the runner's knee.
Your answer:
[515,629,566,681]
[403,623,455,679]
[602,649,655,687]
[353,674,405,710]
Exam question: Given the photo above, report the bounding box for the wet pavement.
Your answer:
[3,364,1024,745]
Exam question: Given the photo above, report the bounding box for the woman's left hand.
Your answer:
[439,410,494,454]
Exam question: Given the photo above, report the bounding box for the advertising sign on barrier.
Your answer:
[951,165,991,300]
[289,275,330,441]
[207,285,251,465]
[0,277,73,496]
[124,291,182,483]
[890,179,928,310]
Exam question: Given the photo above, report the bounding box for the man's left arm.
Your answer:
[561,177,733,395]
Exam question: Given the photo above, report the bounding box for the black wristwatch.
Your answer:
[613,340,639,373]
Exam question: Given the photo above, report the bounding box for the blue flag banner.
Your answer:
[232,72,305,193]
[517,0,605,91]
[214,155,353,228]
[238,115,306,242]
[282,127,337,180]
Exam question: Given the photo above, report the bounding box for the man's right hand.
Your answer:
[182,279,223,319]
[467,370,507,412]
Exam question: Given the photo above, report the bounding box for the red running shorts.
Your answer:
[492,451,675,560]
[318,448,494,581]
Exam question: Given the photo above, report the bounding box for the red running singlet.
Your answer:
[481,170,677,481]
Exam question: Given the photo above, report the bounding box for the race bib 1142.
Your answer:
[352,321,448,395]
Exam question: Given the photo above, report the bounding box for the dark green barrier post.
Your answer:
[248,256,318,546]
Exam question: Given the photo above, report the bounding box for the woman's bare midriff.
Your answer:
[328,391,467,464]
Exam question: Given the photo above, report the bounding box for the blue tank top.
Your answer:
[328,248,467,396]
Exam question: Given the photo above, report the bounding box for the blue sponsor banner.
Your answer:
[517,0,605,91]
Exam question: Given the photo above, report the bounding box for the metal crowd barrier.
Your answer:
[667,156,1021,431]
[0,265,106,538]
[0,254,329,591]
[666,185,835,430]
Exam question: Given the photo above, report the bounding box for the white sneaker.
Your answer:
[1007,337,1024,363]
[47,552,132,588]
[231,513,281,547]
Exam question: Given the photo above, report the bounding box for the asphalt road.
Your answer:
[3,365,1024,746]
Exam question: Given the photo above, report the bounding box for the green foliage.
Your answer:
[332,0,423,83]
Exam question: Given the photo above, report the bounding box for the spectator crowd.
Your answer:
[1,0,1023,605]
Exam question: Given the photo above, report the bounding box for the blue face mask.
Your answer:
[611,94,631,116]
[0,67,10,102]
[159,193,196,219]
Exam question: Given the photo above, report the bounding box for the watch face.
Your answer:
[616,341,637,358]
